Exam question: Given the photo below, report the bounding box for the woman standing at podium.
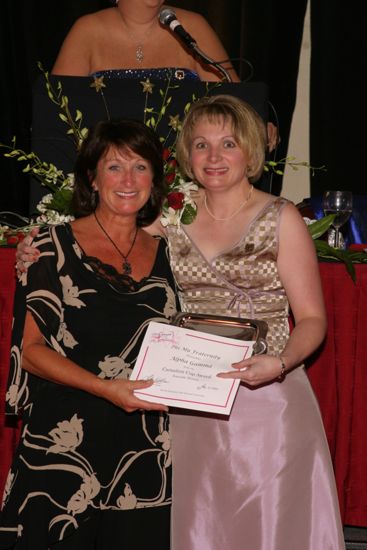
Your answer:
[51,0,276,149]
[52,0,237,82]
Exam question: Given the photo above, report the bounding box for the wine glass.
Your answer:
[322,190,353,248]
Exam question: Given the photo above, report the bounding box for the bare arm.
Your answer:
[22,311,167,412]
[52,16,94,75]
[276,203,326,365]
[219,202,326,385]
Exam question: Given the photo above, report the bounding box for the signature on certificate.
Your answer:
[147,376,169,386]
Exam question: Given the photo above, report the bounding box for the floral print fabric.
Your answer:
[0,224,177,548]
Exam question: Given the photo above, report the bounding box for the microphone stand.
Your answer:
[192,45,232,83]
[158,9,232,82]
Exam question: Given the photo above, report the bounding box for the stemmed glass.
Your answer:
[322,190,353,248]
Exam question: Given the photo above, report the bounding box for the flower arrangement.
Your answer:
[1,66,366,278]
[0,66,204,240]
[0,66,324,232]
[160,149,198,227]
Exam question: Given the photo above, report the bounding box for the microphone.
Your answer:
[159,8,197,50]
[158,7,232,82]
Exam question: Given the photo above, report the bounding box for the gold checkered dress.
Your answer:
[167,197,290,356]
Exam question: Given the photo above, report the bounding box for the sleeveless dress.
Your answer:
[0,224,177,549]
[166,198,345,550]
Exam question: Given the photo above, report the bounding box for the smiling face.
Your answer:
[189,117,250,192]
[92,146,153,219]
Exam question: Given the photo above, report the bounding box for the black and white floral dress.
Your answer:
[0,224,177,549]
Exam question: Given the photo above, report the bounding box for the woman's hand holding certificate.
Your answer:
[130,321,255,415]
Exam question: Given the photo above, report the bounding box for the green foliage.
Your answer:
[308,216,367,282]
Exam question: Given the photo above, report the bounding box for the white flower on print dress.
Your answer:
[163,286,177,317]
[155,430,170,451]
[72,242,83,259]
[2,471,15,507]
[67,474,101,516]
[98,356,132,379]
[116,483,137,510]
[57,321,78,349]
[6,384,19,408]
[48,414,84,454]
[60,275,96,308]
[155,430,172,467]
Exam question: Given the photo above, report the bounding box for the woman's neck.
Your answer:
[116,2,161,27]
[202,184,254,222]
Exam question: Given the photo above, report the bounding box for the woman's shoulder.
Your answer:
[252,189,289,208]
[249,190,297,224]
[69,8,117,34]
[34,223,69,245]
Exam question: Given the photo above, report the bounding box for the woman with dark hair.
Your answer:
[0,119,177,549]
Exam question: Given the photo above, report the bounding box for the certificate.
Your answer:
[130,321,255,415]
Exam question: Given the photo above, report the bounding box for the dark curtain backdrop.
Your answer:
[0,0,366,215]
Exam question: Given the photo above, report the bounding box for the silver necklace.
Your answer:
[116,9,155,64]
[94,212,138,275]
[204,185,254,221]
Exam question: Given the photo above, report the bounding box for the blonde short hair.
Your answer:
[176,94,267,182]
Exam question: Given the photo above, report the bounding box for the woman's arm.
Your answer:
[275,202,327,366]
[23,311,167,413]
[52,15,94,76]
[219,202,326,385]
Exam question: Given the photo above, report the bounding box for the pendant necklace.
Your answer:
[94,212,138,275]
[204,185,254,222]
[116,9,156,64]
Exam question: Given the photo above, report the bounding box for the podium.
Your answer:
[29,75,270,212]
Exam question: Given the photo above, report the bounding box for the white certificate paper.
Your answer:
[130,321,255,415]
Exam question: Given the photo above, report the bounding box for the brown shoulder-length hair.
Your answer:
[72,118,165,226]
[176,94,267,183]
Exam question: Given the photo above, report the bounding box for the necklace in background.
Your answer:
[116,8,156,64]
[204,185,254,222]
[94,212,138,275]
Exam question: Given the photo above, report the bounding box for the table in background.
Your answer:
[0,248,20,499]
[0,249,366,525]
[306,262,367,526]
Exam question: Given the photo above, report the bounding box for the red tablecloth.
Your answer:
[0,248,21,499]
[306,262,367,526]
[0,250,366,525]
